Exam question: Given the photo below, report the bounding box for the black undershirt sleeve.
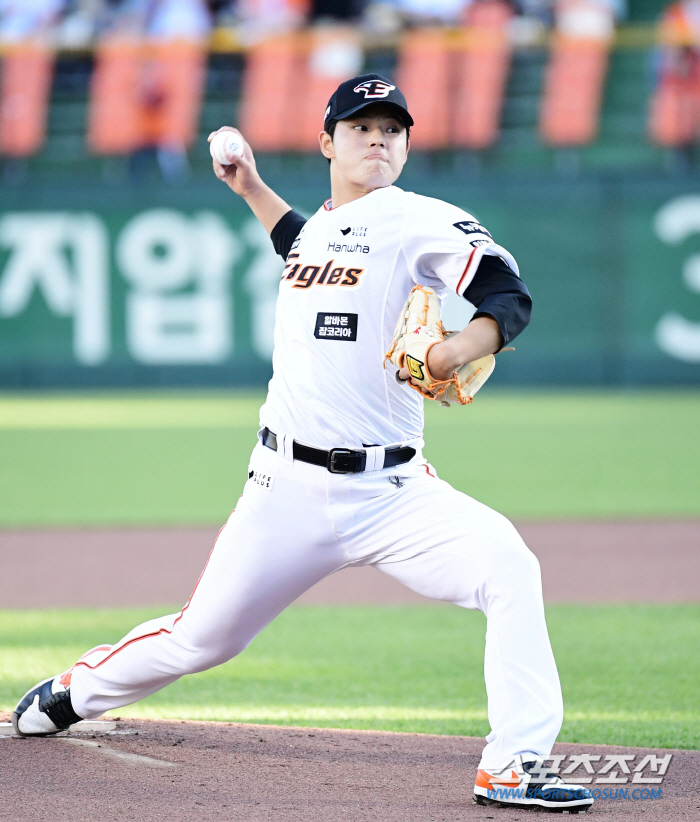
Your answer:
[463,254,532,346]
[270,209,308,259]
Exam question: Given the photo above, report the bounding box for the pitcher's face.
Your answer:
[321,105,410,191]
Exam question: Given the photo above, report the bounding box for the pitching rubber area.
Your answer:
[0,717,698,821]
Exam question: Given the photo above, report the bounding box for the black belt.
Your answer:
[261,427,416,474]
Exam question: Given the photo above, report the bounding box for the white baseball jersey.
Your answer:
[259,185,518,449]
[58,183,563,776]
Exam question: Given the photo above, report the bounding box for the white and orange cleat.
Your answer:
[474,758,594,813]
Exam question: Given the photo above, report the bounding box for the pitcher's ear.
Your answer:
[319,131,334,160]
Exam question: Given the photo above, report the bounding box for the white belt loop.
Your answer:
[364,445,386,473]
[280,433,294,463]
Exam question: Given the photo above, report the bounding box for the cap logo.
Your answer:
[324,104,331,120]
[353,80,396,100]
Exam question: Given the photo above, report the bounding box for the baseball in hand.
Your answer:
[210,132,244,165]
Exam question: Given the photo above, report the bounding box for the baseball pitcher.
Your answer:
[14,74,593,813]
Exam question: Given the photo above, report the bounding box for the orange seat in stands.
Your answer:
[453,0,513,150]
[648,2,700,146]
[0,42,54,157]
[539,1,613,146]
[88,38,207,155]
[141,40,207,150]
[649,64,700,145]
[238,32,308,151]
[395,28,451,150]
[88,39,142,154]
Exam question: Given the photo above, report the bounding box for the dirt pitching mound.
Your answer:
[1,717,697,821]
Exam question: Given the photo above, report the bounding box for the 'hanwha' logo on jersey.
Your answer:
[353,80,396,99]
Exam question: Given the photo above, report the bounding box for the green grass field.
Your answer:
[2,605,699,749]
[2,390,699,749]
[0,390,698,527]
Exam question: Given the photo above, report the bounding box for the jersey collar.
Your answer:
[322,185,399,213]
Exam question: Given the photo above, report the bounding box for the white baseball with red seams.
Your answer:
[209,131,244,164]
[65,184,563,771]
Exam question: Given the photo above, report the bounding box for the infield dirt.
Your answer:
[1,717,697,821]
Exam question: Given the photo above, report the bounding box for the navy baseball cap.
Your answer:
[323,73,414,132]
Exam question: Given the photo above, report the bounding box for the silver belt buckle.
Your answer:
[328,448,355,474]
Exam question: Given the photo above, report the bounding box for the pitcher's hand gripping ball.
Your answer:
[385,285,496,406]
[210,131,244,165]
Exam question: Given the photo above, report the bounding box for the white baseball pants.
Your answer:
[69,439,563,769]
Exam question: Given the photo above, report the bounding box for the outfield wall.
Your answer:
[1,170,700,388]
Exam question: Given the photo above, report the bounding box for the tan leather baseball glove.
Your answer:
[384,284,496,407]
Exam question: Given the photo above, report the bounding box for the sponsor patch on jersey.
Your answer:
[327,241,369,254]
[453,220,493,239]
[248,468,275,490]
[314,312,358,340]
[340,226,367,237]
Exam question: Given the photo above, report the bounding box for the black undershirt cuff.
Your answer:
[271,209,308,259]
[463,254,532,346]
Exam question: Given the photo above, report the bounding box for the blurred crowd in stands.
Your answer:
[0,0,626,47]
[1,0,699,172]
